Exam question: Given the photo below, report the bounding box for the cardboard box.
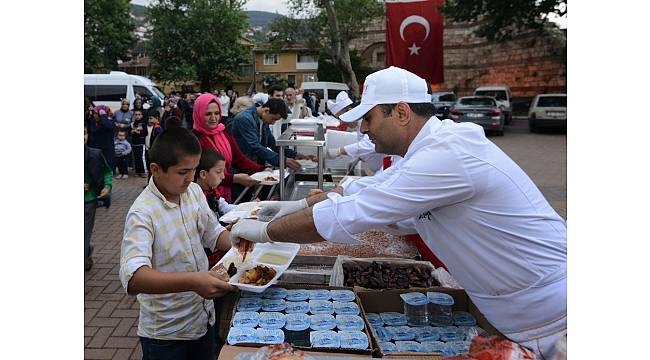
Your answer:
[355,287,502,359]
[225,284,375,356]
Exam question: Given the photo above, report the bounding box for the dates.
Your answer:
[342,261,437,289]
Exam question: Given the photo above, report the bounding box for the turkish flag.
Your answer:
[385,0,444,83]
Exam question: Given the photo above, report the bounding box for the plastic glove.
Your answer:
[231,219,272,246]
[258,199,308,220]
[326,148,341,159]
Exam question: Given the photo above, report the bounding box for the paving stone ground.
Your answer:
[83,123,566,359]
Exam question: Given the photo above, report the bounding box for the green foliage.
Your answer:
[85,0,136,73]
[147,0,251,91]
[317,51,374,83]
[440,0,566,42]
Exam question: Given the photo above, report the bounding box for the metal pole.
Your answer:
[317,145,324,190]
[279,146,286,200]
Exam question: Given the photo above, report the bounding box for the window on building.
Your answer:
[287,74,296,87]
[303,74,317,82]
[297,54,317,63]
[375,51,385,63]
[264,53,279,65]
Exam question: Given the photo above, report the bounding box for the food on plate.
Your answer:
[264,176,278,182]
[307,189,323,197]
[258,252,290,266]
[239,265,277,286]
[227,263,238,277]
[210,263,230,281]
[250,208,261,216]
[306,155,318,162]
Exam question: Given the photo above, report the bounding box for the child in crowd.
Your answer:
[130,109,148,178]
[114,129,132,179]
[194,148,237,268]
[119,127,235,360]
[84,124,112,271]
[145,111,163,182]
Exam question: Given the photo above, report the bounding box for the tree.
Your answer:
[270,0,384,97]
[84,0,136,73]
[439,0,567,42]
[147,0,250,91]
[317,50,374,85]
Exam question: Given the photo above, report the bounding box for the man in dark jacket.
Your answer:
[231,98,302,170]
[88,106,116,171]
[129,109,148,177]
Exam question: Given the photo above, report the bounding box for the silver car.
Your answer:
[431,91,457,119]
[450,96,505,136]
[528,94,567,132]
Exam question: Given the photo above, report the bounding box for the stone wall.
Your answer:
[349,17,566,98]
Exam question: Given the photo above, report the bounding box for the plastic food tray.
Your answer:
[250,169,289,185]
[220,201,272,224]
[212,242,300,293]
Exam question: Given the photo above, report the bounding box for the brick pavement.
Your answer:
[83,127,566,359]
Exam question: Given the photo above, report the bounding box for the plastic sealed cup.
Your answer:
[395,341,421,353]
[371,325,392,342]
[339,330,369,349]
[330,290,355,302]
[285,301,310,314]
[453,311,477,326]
[400,292,430,326]
[438,327,465,342]
[310,330,340,348]
[447,340,472,355]
[380,312,408,326]
[309,300,334,315]
[308,289,332,301]
[310,314,337,331]
[333,301,360,315]
[420,341,455,356]
[258,312,286,329]
[256,328,285,344]
[240,290,264,298]
[385,326,415,341]
[380,341,398,353]
[285,313,311,331]
[232,311,260,328]
[286,289,310,302]
[458,325,486,340]
[336,315,365,331]
[227,327,258,345]
[427,292,454,326]
[263,287,288,300]
[414,326,441,342]
[366,313,384,327]
[261,299,287,312]
[237,298,262,312]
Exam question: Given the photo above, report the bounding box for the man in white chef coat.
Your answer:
[232,66,567,358]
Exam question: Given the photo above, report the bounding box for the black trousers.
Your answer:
[132,144,146,174]
[116,155,129,175]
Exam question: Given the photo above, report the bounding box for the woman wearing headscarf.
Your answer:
[192,93,265,202]
[132,97,144,113]
[88,105,116,171]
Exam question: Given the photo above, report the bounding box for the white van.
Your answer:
[473,85,513,125]
[84,71,165,112]
[300,81,349,114]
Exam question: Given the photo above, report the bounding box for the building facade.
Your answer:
[252,43,319,92]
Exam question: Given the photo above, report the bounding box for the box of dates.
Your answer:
[329,256,438,289]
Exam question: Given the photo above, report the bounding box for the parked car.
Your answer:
[431,91,457,119]
[450,96,505,136]
[84,71,165,112]
[474,85,513,125]
[528,94,567,132]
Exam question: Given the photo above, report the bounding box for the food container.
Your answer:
[240,290,263,298]
[284,301,310,314]
[427,292,454,326]
[256,328,285,344]
[438,327,466,342]
[380,341,398,353]
[385,326,415,341]
[310,314,337,331]
[261,299,287,312]
[237,298,262,312]
[380,312,408,326]
[262,287,288,299]
[286,289,310,302]
[400,292,430,326]
[310,330,340,348]
[371,325,392,342]
[232,311,260,328]
[227,327,258,345]
[258,312,286,329]
[458,325,486,340]
[395,341,421,353]
[308,289,332,301]
[219,201,273,223]
[333,301,360,315]
[365,313,384,327]
[447,340,472,355]
[420,341,455,356]
[335,315,365,331]
[284,313,311,331]
[309,300,334,315]
[339,330,369,349]
[330,289,355,302]
[453,311,477,326]
[414,326,441,342]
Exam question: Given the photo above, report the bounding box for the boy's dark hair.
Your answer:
[262,98,288,118]
[267,84,284,96]
[164,116,183,129]
[117,129,127,135]
[149,128,202,172]
[148,111,159,119]
[194,148,226,181]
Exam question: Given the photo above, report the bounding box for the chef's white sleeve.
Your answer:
[342,166,396,196]
[313,149,475,244]
[382,218,418,236]
[343,135,377,158]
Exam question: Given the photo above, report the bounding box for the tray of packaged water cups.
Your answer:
[364,291,488,357]
[226,286,373,355]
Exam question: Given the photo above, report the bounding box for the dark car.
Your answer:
[431,91,457,119]
[450,96,505,136]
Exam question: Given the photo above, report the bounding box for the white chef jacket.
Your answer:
[343,134,401,173]
[313,116,566,356]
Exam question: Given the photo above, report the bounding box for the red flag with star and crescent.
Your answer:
[385,0,444,83]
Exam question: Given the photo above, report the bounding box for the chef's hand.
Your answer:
[97,187,110,199]
[286,158,302,171]
[326,148,341,159]
[231,219,273,246]
[192,271,236,299]
[261,199,308,220]
[234,173,261,187]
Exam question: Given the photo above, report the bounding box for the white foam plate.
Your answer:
[212,242,300,293]
[250,170,289,185]
[297,159,318,169]
[219,201,272,223]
